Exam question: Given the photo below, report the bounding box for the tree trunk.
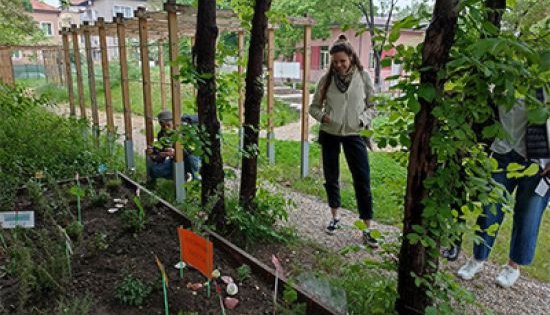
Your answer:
[395,0,459,314]
[239,0,272,209]
[194,0,225,229]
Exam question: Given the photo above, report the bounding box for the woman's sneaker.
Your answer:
[457,258,484,280]
[496,265,520,288]
[362,230,379,248]
[326,218,340,235]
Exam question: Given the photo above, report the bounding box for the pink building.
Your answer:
[294,19,424,90]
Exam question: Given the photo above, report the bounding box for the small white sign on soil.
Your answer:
[0,211,35,228]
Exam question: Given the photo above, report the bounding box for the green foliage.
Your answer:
[88,232,109,253]
[374,0,550,306]
[105,178,122,192]
[91,190,110,207]
[0,0,43,45]
[65,221,84,242]
[55,295,93,315]
[115,274,152,306]
[236,264,252,283]
[0,83,123,208]
[277,285,306,315]
[120,196,147,232]
[225,188,293,247]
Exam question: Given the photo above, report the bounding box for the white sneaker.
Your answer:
[457,258,484,280]
[496,265,520,288]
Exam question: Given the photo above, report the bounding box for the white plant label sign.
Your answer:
[0,211,35,228]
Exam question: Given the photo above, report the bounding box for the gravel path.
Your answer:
[52,104,550,314]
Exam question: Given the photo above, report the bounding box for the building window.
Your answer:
[114,5,133,18]
[12,50,22,59]
[41,22,53,37]
[320,46,329,70]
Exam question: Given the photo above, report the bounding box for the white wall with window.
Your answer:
[12,50,22,60]
[113,5,133,18]
[320,46,329,70]
[40,22,53,37]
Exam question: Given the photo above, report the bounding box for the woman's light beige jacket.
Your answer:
[309,70,374,136]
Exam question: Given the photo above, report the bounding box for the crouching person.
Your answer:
[147,111,201,184]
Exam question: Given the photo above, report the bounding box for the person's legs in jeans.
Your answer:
[509,173,549,266]
[148,158,174,184]
[341,135,373,224]
[320,131,342,230]
[473,152,518,261]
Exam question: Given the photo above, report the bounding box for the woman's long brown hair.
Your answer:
[319,34,364,106]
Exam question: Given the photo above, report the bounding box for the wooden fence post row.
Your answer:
[56,5,315,198]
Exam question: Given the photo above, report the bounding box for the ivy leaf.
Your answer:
[486,223,500,236]
[418,84,436,102]
[381,57,392,68]
[506,163,525,172]
[354,220,367,231]
[524,163,540,176]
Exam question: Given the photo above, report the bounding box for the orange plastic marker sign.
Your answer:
[177,227,214,279]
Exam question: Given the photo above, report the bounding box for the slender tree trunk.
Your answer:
[194,0,225,229]
[395,1,459,314]
[239,0,272,208]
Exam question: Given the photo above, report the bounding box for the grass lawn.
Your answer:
[25,66,300,129]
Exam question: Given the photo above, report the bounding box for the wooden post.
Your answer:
[266,27,275,164]
[83,22,99,138]
[165,1,185,201]
[300,25,311,178]
[61,29,76,116]
[57,47,64,85]
[158,40,167,110]
[116,13,135,170]
[237,30,245,150]
[71,24,87,119]
[97,17,115,135]
[42,50,49,83]
[137,7,154,148]
[0,47,14,85]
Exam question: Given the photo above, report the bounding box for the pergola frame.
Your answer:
[59,1,315,201]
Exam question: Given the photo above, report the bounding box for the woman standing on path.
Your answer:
[308,35,377,247]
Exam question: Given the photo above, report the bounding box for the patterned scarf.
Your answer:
[333,65,356,93]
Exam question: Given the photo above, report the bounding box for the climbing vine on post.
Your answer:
[370,0,550,313]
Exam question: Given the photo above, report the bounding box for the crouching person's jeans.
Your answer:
[474,150,549,265]
[147,157,173,181]
[184,153,201,180]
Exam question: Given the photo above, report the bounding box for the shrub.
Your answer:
[115,274,152,306]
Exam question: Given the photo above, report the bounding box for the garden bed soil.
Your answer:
[1,177,276,315]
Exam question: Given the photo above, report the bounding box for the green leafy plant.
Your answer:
[88,232,109,253]
[55,295,92,315]
[115,274,152,306]
[120,196,146,232]
[65,221,84,242]
[236,264,252,283]
[91,190,110,207]
[105,178,122,192]
[225,188,293,247]
[276,285,306,315]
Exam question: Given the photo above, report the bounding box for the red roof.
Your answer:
[31,0,60,12]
